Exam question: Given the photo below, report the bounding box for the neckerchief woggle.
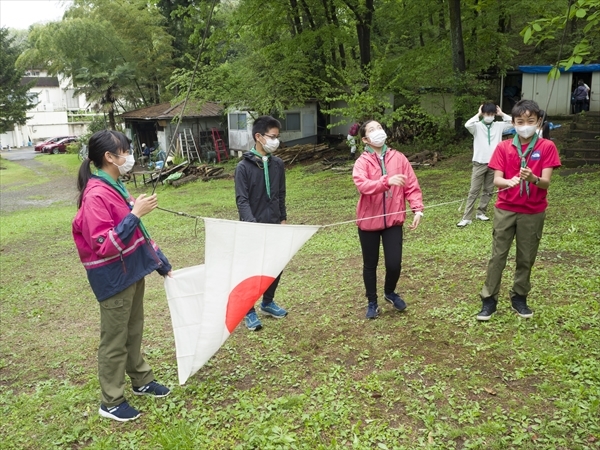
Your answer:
[365,144,391,197]
[95,169,151,240]
[250,147,271,199]
[512,133,538,197]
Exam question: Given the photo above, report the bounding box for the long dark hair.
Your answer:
[76,130,131,208]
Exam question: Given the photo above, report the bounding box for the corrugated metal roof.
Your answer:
[121,100,223,120]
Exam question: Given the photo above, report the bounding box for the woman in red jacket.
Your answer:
[73,130,172,422]
[352,120,424,319]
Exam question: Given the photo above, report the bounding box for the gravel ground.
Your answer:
[0,155,78,214]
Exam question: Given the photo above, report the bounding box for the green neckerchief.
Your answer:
[481,119,493,145]
[512,133,539,197]
[250,147,271,199]
[95,169,151,240]
[365,144,388,175]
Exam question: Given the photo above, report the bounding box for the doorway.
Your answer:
[572,72,593,113]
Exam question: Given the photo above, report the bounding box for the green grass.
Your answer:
[1,150,599,449]
[0,153,81,191]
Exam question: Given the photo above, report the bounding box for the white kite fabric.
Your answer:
[164,218,320,385]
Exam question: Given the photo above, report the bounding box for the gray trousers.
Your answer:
[462,162,495,220]
[480,208,546,301]
[98,278,154,407]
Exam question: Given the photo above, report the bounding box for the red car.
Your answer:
[34,136,76,152]
[42,137,78,154]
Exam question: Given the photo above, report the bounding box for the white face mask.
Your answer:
[367,129,387,147]
[483,116,495,124]
[262,136,280,153]
[112,153,135,175]
[515,124,538,139]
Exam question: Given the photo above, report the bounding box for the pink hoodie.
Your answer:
[352,149,424,231]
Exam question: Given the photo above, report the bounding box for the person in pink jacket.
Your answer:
[73,130,172,422]
[352,120,424,319]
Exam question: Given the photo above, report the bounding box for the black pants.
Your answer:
[247,272,281,314]
[358,226,403,303]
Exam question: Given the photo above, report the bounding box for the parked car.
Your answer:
[34,136,76,152]
[42,137,79,154]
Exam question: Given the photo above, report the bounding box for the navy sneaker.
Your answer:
[511,295,533,319]
[132,380,170,397]
[245,311,263,331]
[99,401,140,422]
[384,292,407,312]
[477,297,497,321]
[366,302,380,319]
[260,301,288,318]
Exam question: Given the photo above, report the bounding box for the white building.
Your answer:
[0,70,88,148]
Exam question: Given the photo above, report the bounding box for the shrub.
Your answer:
[65,143,80,155]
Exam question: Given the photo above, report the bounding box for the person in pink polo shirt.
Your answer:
[477,100,561,321]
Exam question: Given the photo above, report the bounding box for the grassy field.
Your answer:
[1,150,599,449]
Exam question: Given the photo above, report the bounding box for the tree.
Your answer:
[522,0,600,75]
[0,27,36,134]
[18,0,174,129]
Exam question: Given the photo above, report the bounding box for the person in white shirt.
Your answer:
[457,103,513,227]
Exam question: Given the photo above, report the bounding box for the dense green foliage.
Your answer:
[0,28,36,134]
[17,0,175,129]
[12,0,599,136]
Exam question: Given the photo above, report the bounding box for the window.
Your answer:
[285,113,301,131]
[229,113,247,130]
[277,112,301,132]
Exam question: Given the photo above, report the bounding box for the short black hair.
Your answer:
[481,102,496,115]
[252,115,281,141]
[511,99,541,120]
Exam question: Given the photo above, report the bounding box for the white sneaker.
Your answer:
[476,213,490,221]
[456,219,472,227]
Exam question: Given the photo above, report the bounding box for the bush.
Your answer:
[65,143,80,155]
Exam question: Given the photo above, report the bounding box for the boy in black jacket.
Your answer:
[234,115,288,331]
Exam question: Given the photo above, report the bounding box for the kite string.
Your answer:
[157,187,511,229]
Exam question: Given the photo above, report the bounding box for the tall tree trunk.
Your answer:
[448,0,466,73]
[325,0,346,68]
[289,0,303,36]
[448,0,466,132]
[343,0,374,70]
[104,86,117,130]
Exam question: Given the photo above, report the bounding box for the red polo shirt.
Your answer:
[489,137,561,214]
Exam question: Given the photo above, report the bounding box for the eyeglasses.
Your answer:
[263,134,280,140]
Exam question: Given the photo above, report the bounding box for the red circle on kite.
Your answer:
[226,275,276,332]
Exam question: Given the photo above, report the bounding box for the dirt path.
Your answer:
[0,157,78,214]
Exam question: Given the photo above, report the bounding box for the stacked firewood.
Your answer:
[273,143,332,164]
[406,150,442,167]
[171,164,229,188]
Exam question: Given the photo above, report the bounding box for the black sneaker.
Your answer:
[511,295,533,318]
[476,297,497,321]
[384,292,407,312]
[366,302,380,319]
[99,401,140,422]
